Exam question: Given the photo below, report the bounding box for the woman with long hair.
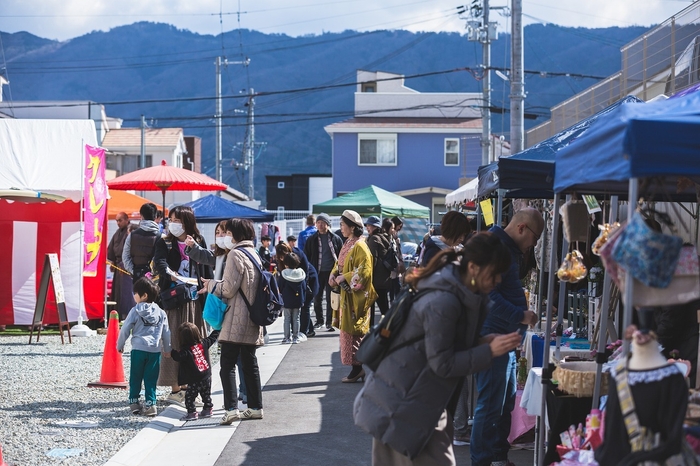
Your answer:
[420,210,471,267]
[328,210,377,383]
[153,205,213,406]
[354,232,522,466]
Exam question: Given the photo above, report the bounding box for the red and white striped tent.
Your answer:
[0,120,104,325]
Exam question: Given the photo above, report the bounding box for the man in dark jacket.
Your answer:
[123,203,161,281]
[471,208,543,466]
[365,216,393,327]
[303,212,343,331]
[108,212,135,319]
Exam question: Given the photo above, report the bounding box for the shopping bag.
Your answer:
[202,283,228,330]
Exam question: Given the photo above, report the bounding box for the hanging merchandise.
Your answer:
[557,250,588,283]
[560,201,590,243]
[591,222,621,256]
[611,211,683,288]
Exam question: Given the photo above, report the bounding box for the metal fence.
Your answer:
[527,2,700,146]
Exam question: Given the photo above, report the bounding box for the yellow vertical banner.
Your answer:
[480,199,494,227]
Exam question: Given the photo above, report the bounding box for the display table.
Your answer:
[522,331,592,371]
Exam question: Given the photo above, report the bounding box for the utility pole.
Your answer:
[215,57,223,183]
[140,114,146,169]
[482,0,491,166]
[510,0,525,154]
[246,88,255,200]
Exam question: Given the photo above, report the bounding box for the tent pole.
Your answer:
[592,196,619,409]
[622,178,638,355]
[537,194,561,466]
[535,207,548,331]
[555,194,571,362]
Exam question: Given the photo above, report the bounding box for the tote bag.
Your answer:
[203,283,228,330]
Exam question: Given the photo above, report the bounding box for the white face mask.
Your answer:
[215,237,227,249]
[169,222,184,237]
[224,236,236,250]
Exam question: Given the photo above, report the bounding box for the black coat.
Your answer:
[171,330,220,385]
[153,235,213,305]
[366,230,393,290]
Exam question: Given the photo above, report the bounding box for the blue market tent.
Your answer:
[182,194,275,223]
[477,96,643,199]
[554,91,700,198]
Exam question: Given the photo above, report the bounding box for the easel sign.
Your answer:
[29,253,72,344]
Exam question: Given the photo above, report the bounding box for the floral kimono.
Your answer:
[332,236,377,366]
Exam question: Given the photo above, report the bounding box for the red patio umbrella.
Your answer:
[107,160,227,214]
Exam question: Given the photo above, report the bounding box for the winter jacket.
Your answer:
[122,220,161,275]
[279,268,307,309]
[303,230,343,273]
[292,246,318,307]
[419,235,449,267]
[366,230,393,290]
[153,235,213,306]
[205,240,264,346]
[297,225,317,252]
[171,330,220,385]
[481,226,528,336]
[117,302,172,353]
[258,245,272,271]
[353,263,493,459]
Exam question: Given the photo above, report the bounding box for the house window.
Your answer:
[358,134,397,166]
[444,138,459,166]
[361,82,376,92]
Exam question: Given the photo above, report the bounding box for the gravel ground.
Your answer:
[0,332,220,466]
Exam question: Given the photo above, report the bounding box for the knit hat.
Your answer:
[364,216,381,228]
[341,210,363,229]
[316,212,332,227]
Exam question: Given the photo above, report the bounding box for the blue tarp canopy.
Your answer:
[181,194,274,222]
[478,96,643,199]
[554,92,700,197]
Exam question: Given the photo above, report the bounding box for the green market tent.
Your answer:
[312,185,429,218]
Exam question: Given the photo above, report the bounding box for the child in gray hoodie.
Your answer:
[118,277,172,416]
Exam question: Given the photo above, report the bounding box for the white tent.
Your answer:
[445,178,478,206]
[0,120,102,325]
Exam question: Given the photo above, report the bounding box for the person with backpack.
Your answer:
[122,202,161,281]
[201,218,265,424]
[365,216,395,327]
[153,206,213,407]
[328,210,377,383]
[353,233,522,465]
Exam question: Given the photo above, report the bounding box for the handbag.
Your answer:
[159,283,193,310]
[619,245,700,307]
[202,283,228,330]
[613,360,700,466]
[330,287,340,311]
[612,212,683,288]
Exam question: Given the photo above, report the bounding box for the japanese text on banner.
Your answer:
[83,144,106,277]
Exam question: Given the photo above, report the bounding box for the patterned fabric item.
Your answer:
[612,212,683,288]
[598,220,627,287]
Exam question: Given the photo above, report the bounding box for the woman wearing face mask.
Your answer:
[153,206,213,406]
[184,220,229,280]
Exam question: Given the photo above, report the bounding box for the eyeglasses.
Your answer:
[525,225,541,241]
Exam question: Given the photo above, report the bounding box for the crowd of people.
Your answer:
[109,202,547,465]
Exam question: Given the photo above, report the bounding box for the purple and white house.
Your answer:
[324,70,507,221]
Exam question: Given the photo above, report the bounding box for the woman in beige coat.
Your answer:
[201,218,264,425]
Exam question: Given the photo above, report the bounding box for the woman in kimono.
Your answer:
[329,209,377,383]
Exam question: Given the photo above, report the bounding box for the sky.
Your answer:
[0,0,695,42]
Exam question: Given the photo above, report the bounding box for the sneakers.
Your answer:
[141,404,157,417]
[306,330,316,337]
[220,409,240,425]
[313,322,324,329]
[281,338,291,344]
[166,390,186,407]
[129,402,142,415]
[326,326,335,332]
[297,333,307,342]
[453,433,470,446]
[181,411,198,421]
[240,408,263,420]
[292,338,300,344]
[200,407,213,418]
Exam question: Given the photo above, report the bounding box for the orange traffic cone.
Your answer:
[0,444,9,466]
[88,310,128,388]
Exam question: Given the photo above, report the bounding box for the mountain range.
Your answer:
[0,22,648,203]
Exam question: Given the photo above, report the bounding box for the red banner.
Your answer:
[83,144,107,277]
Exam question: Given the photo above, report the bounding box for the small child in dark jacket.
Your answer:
[278,252,306,344]
[171,322,220,420]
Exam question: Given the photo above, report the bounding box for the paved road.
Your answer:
[215,327,535,465]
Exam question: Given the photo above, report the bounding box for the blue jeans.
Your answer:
[471,350,517,466]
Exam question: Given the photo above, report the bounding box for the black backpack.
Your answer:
[380,240,399,272]
[237,248,284,327]
[356,286,430,372]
